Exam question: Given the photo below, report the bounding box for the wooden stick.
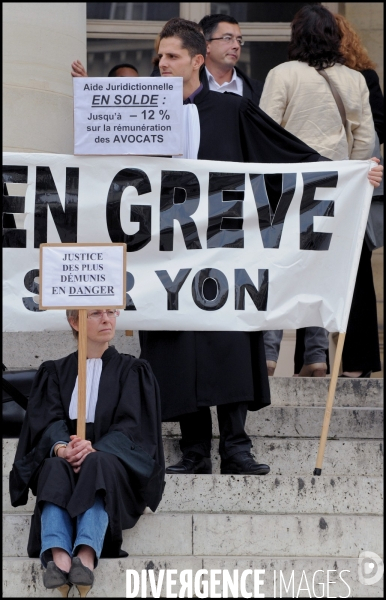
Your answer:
[314,332,346,475]
[77,309,87,439]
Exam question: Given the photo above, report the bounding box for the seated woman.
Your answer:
[9,308,165,597]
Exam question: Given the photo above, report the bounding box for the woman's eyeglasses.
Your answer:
[87,309,120,320]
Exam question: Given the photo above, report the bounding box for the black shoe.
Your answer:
[166,451,212,474]
[221,451,270,475]
[69,557,94,598]
[43,561,71,597]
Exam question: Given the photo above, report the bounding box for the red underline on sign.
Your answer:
[68,294,116,296]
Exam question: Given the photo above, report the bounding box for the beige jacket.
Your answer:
[260,61,375,161]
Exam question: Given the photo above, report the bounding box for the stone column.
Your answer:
[3,3,88,369]
[3,2,87,154]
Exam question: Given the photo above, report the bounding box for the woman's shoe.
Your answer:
[43,561,71,597]
[69,557,94,597]
[266,360,277,376]
[298,362,327,377]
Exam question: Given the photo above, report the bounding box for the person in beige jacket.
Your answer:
[259,60,374,162]
[259,4,376,377]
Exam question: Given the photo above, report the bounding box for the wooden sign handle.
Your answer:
[314,332,346,475]
[77,309,87,439]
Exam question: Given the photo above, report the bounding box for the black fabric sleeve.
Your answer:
[362,69,384,144]
[24,362,68,449]
[9,363,71,507]
[9,419,70,507]
[240,99,322,163]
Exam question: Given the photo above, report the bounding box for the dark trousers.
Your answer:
[342,241,381,373]
[295,241,380,374]
[179,402,251,460]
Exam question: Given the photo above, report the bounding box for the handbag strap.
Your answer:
[318,69,347,126]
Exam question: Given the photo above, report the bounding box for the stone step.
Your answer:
[3,438,384,479]
[159,475,383,515]
[3,556,384,598]
[162,407,384,438]
[3,406,383,442]
[3,329,383,405]
[269,377,383,407]
[3,474,382,515]
[2,374,383,411]
[163,438,384,477]
[3,513,383,559]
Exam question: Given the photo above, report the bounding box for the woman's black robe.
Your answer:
[9,346,165,558]
[140,87,323,421]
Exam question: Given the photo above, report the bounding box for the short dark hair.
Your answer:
[288,4,344,70]
[159,17,206,59]
[199,14,239,40]
[108,63,138,77]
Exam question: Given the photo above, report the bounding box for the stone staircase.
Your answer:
[3,377,383,598]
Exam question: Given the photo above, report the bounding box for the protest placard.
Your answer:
[39,243,126,309]
[73,77,183,155]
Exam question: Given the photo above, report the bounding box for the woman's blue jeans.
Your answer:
[40,494,109,568]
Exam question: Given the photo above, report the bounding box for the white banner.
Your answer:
[3,153,373,333]
[73,77,183,156]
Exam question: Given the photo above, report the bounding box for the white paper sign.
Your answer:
[3,153,373,333]
[39,244,126,309]
[73,77,183,156]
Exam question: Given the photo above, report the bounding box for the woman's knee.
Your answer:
[36,457,74,497]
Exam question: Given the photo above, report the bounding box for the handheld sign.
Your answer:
[39,243,127,309]
[73,77,183,156]
[39,243,126,439]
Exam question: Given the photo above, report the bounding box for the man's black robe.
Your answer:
[9,347,165,558]
[140,87,322,421]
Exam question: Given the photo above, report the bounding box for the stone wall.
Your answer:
[3,2,87,154]
[344,2,383,88]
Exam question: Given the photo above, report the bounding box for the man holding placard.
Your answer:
[138,18,383,477]
[140,18,314,476]
[140,18,321,476]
